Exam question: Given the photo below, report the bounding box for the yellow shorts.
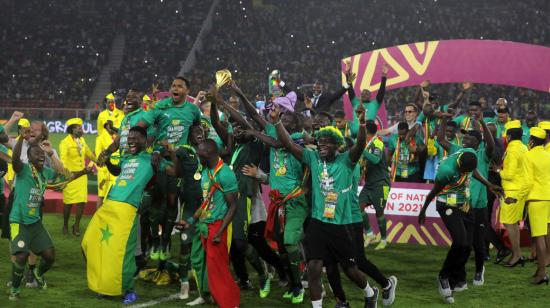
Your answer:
[527,201,550,237]
[500,191,525,224]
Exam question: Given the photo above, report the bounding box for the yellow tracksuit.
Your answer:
[517,146,550,237]
[499,140,528,224]
[59,135,96,204]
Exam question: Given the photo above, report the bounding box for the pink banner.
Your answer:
[341,40,550,124]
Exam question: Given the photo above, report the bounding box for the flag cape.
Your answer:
[81,199,138,295]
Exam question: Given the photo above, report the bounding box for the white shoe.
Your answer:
[187,296,206,306]
[179,281,190,300]
[382,276,397,306]
[444,296,455,304]
[473,266,485,286]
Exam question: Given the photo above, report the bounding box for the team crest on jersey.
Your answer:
[172,119,181,125]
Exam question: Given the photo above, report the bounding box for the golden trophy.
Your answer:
[215,69,232,89]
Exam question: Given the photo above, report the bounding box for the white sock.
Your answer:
[363,283,374,297]
[312,299,323,308]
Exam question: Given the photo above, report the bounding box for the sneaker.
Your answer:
[437,277,452,297]
[150,248,160,261]
[473,266,485,286]
[382,276,397,306]
[291,288,305,304]
[451,281,468,292]
[364,232,376,248]
[139,268,159,282]
[375,240,387,251]
[179,281,190,300]
[159,248,171,261]
[238,279,253,290]
[122,291,138,305]
[259,276,271,298]
[8,287,20,301]
[282,290,293,299]
[32,268,47,289]
[443,295,455,304]
[278,279,289,288]
[335,301,351,308]
[364,287,379,308]
[155,270,171,286]
[186,296,206,306]
[495,248,511,264]
[25,269,38,288]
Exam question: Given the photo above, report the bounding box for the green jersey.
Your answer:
[200,115,232,150]
[452,115,477,130]
[469,143,490,208]
[521,123,531,145]
[388,134,423,178]
[351,96,381,121]
[362,138,390,186]
[10,164,57,224]
[302,149,357,225]
[350,165,363,224]
[119,109,156,155]
[229,140,264,197]
[200,161,238,224]
[265,123,304,195]
[141,98,201,147]
[435,148,476,205]
[435,137,461,161]
[0,144,8,191]
[107,152,169,208]
[176,145,202,196]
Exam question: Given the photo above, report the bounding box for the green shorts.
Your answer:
[180,196,201,245]
[281,195,308,246]
[359,184,390,212]
[232,195,251,241]
[10,221,54,255]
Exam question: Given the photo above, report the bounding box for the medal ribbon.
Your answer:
[391,137,401,181]
[197,159,224,218]
[230,145,244,169]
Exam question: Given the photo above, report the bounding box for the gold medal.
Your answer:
[194,172,202,180]
[278,166,287,175]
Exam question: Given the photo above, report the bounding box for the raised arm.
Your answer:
[12,129,28,173]
[315,86,347,111]
[272,105,304,161]
[231,81,268,129]
[245,129,281,148]
[448,82,472,110]
[40,140,67,175]
[375,64,388,103]
[3,111,24,137]
[209,90,230,147]
[479,118,494,159]
[436,115,453,152]
[349,105,367,163]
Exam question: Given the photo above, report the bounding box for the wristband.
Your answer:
[273,120,282,126]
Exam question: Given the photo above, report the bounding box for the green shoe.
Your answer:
[282,290,292,299]
[150,248,160,261]
[259,277,271,298]
[291,288,305,304]
[9,287,20,301]
[32,268,47,289]
[159,248,171,261]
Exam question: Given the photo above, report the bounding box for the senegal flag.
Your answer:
[81,199,138,296]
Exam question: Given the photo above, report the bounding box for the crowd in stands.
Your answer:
[0,0,119,108]
[111,0,212,92]
[191,0,550,118]
[1,0,549,121]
